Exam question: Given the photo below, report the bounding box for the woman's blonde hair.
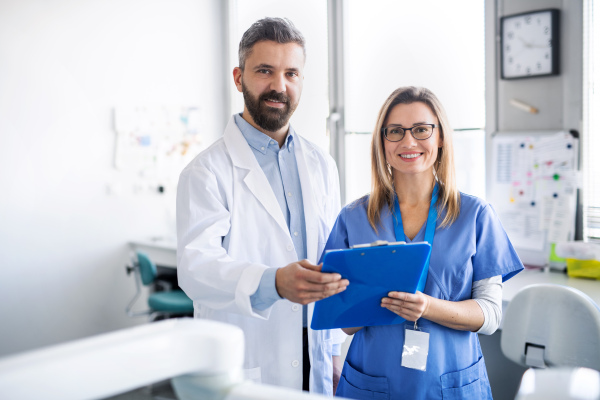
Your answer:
[368,86,460,231]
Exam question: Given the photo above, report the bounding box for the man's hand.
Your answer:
[275,260,349,305]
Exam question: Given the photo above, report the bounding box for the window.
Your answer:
[342,0,486,204]
[228,1,487,205]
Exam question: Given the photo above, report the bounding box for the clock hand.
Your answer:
[518,36,532,48]
[529,43,551,49]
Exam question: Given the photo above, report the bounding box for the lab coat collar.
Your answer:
[223,115,321,264]
[223,116,291,241]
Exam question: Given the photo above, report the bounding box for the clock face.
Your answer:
[501,9,559,79]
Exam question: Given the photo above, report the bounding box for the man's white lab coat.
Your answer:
[176,116,344,395]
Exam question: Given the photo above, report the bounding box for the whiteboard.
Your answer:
[489,131,579,266]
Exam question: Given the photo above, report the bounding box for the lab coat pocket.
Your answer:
[243,367,261,384]
[440,356,489,399]
[336,360,389,400]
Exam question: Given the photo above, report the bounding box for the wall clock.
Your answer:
[501,9,560,79]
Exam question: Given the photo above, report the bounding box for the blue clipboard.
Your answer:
[311,241,431,330]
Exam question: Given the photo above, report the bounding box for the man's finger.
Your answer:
[297,261,346,283]
[322,279,349,292]
[302,285,348,302]
[298,279,348,293]
[322,285,348,299]
[297,259,321,271]
[303,269,343,284]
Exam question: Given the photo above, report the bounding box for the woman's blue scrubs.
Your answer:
[326,193,523,399]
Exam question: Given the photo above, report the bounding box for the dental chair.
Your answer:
[501,283,600,399]
[126,252,193,320]
[0,319,340,400]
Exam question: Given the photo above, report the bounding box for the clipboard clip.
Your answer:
[351,240,406,249]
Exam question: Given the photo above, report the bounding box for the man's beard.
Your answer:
[242,82,298,132]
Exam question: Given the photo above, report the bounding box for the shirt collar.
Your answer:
[234,113,295,154]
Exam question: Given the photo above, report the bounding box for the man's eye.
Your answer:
[287,72,298,77]
[257,69,271,74]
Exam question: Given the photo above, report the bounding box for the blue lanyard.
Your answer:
[393,183,439,292]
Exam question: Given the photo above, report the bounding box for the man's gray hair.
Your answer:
[238,17,306,70]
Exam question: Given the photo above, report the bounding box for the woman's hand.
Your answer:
[381,291,430,321]
[383,291,486,332]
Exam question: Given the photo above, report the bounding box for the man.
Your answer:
[176,18,348,396]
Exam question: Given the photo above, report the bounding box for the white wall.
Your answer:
[0,0,226,357]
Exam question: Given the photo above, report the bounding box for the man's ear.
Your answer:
[233,67,243,93]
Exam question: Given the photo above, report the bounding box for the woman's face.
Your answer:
[383,101,442,180]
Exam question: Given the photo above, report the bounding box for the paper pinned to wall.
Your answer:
[490,131,579,263]
[112,106,204,194]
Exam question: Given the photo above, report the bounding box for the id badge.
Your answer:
[401,320,429,371]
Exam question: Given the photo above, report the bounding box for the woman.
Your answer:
[324,87,523,399]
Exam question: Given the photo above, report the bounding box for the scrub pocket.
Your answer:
[440,356,491,399]
[336,360,389,400]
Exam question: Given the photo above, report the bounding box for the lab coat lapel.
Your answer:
[223,118,289,236]
[295,137,319,263]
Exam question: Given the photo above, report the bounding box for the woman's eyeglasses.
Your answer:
[382,124,437,142]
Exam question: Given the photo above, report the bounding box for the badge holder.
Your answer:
[401,319,429,371]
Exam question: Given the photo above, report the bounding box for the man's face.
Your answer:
[234,41,305,134]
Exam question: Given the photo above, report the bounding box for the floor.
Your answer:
[104,380,177,400]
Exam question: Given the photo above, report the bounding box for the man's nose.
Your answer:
[269,73,286,93]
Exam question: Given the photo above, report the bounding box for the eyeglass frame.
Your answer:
[381,123,438,142]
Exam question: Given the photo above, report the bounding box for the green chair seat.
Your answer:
[127,252,194,320]
[148,290,194,314]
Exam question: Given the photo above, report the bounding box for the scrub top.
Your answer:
[325,192,524,399]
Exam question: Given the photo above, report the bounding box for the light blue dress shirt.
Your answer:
[235,115,340,355]
[234,114,341,356]
[235,114,307,308]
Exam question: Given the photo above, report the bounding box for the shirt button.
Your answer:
[261,146,265,151]
[292,304,300,311]
[293,231,298,237]
[291,360,300,368]
[287,192,292,197]
[287,244,293,251]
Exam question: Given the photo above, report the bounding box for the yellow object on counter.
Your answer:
[567,258,600,280]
